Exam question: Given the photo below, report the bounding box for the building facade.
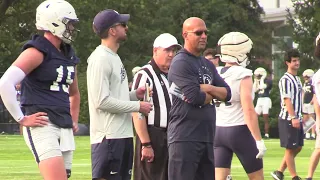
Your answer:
[259,0,295,79]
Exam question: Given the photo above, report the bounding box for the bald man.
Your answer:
[168,17,231,180]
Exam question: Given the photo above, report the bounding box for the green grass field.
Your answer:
[0,135,319,180]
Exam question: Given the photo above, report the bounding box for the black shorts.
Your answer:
[168,141,214,180]
[278,118,304,149]
[91,138,133,180]
[134,126,168,180]
[214,125,263,174]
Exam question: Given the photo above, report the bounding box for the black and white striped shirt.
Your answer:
[278,72,302,121]
[132,59,172,128]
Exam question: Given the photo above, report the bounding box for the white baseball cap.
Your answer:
[153,33,182,48]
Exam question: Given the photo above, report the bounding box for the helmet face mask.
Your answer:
[61,18,79,43]
[36,0,79,44]
[239,58,250,67]
[255,74,262,79]
[303,76,310,81]
[254,67,267,79]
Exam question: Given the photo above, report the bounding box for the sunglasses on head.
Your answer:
[187,30,208,36]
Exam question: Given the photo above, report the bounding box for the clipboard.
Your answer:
[144,83,151,102]
[303,118,316,134]
[139,83,151,120]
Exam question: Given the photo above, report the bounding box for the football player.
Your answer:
[302,69,315,139]
[305,34,320,180]
[254,67,273,138]
[214,32,266,180]
[0,0,80,179]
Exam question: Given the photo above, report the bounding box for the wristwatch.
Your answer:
[141,142,151,147]
[141,142,152,150]
[289,115,299,120]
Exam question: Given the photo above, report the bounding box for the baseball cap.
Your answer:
[153,33,182,49]
[93,9,130,35]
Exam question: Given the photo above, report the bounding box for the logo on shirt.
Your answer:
[303,84,312,93]
[198,65,213,84]
[120,64,127,83]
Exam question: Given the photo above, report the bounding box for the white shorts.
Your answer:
[255,97,272,115]
[23,121,75,168]
[303,103,314,114]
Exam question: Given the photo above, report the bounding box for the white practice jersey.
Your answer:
[216,66,223,73]
[216,66,253,126]
[313,69,320,103]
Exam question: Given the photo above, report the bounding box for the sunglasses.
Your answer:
[111,22,127,28]
[187,30,208,36]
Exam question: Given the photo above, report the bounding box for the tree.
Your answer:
[287,0,320,70]
[0,0,41,71]
[0,0,15,20]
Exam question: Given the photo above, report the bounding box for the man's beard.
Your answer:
[197,45,206,53]
[116,35,127,43]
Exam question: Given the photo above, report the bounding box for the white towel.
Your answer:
[60,128,75,152]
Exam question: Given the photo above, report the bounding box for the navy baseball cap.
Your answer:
[93,9,130,35]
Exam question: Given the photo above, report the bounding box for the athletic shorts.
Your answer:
[303,103,314,114]
[214,125,263,174]
[91,138,133,180]
[278,118,304,149]
[255,97,272,115]
[23,121,74,169]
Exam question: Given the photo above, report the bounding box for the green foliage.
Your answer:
[267,78,281,138]
[0,0,43,71]
[77,71,89,125]
[0,0,272,124]
[287,0,320,70]
[256,78,281,138]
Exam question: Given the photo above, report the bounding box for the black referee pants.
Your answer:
[133,126,168,180]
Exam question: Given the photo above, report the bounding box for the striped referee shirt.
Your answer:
[278,72,303,121]
[132,59,172,128]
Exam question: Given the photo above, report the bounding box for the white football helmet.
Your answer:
[254,67,267,78]
[36,0,79,44]
[132,66,142,76]
[217,32,253,67]
[303,69,314,77]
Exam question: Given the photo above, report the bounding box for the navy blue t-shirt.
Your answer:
[20,35,79,128]
[303,81,314,103]
[168,49,231,144]
[257,79,272,98]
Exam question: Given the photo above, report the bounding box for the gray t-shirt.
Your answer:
[87,45,140,144]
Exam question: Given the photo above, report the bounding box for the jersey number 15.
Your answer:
[50,65,74,93]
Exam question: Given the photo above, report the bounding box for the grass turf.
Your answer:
[0,135,319,180]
